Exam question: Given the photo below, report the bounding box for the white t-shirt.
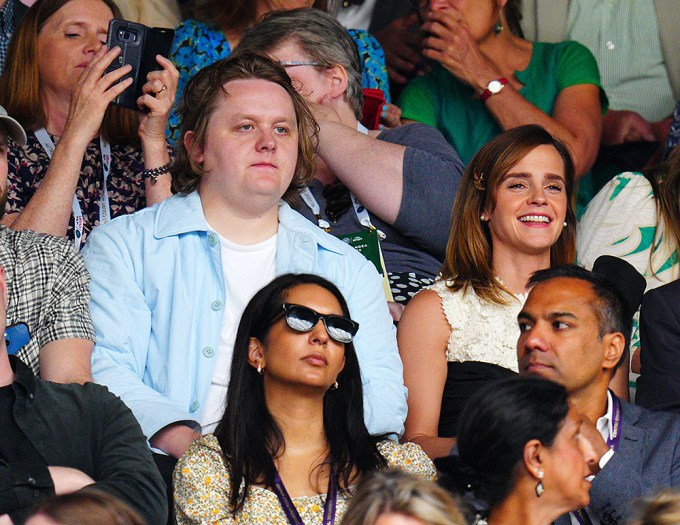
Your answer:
[199,230,277,433]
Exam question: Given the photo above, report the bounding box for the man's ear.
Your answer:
[183,131,204,166]
[602,331,626,371]
[247,337,265,369]
[325,64,349,101]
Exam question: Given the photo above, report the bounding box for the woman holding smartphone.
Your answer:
[0,0,178,247]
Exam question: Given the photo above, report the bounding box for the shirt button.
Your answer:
[606,41,615,50]
[27,477,35,485]
[33,490,40,498]
[211,300,223,311]
[202,346,215,358]
[208,234,217,246]
[189,400,200,412]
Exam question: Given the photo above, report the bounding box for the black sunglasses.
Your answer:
[281,303,359,344]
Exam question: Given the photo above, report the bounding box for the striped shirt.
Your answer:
[565,0,675,121]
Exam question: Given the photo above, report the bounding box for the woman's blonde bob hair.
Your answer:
[634,490,680,525]
[0,0,138,143]
[441,124,576,304]
[340,469,466,525]
[172,51,318,204]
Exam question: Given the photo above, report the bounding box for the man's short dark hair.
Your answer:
[528,265,632,361]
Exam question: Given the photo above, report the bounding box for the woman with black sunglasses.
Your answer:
[173,273,435,525]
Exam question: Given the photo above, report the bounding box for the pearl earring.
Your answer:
[535,470,544,497]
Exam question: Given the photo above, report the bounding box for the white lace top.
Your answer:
[429,280,526,372]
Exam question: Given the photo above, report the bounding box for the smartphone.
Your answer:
[6,322,30,355]
[105,19,175,111]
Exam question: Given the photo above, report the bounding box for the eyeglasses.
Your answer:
[281,303,359,344]
[279,61,322,68]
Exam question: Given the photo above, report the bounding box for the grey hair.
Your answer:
[340,470,466,525]
[237,8,364,120]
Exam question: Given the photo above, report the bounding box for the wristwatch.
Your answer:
[480,77,508,102]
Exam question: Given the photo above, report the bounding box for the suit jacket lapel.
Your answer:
[617,401,645,474]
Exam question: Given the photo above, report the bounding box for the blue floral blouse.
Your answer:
[168,19,390,145]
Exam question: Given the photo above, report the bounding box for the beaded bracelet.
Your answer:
[141,162,172,184]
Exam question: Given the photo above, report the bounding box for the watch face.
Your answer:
[488,80,503,93]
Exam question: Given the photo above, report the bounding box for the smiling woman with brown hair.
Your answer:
[398,125,576,458]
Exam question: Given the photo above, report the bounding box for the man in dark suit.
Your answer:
[637,279,680,414]
[517,264,680,525]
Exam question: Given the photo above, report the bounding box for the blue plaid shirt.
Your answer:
[0,0,15,76]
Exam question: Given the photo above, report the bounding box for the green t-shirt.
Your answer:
[397,40,607,165]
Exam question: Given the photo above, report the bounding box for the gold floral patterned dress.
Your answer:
[173,435,436,524]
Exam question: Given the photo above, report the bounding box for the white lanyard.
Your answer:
[35,128,111,249]
[300,188,331,231]
[300,122,384,239]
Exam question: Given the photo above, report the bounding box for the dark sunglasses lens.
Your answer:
[324,316,358,344]
[285,305,357,343]
[285,305,317,332]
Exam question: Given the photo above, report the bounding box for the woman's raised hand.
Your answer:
[137,55,179,145]
[63,45,133,144]
[421,7,498,93]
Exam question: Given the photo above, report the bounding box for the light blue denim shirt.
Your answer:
[83,191,406,441]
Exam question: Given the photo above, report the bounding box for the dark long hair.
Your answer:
[214,273,386,514]
[437,376,569,511]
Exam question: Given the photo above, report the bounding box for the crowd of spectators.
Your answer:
[1,1,680,524]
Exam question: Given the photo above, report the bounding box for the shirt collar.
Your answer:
[154,191,344,254]
[596,390,614,442]
[9,355,37,397]
[154,191,209,238]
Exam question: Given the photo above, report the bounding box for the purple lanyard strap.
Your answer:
[273,464,338,525]
[574,391,622,525]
